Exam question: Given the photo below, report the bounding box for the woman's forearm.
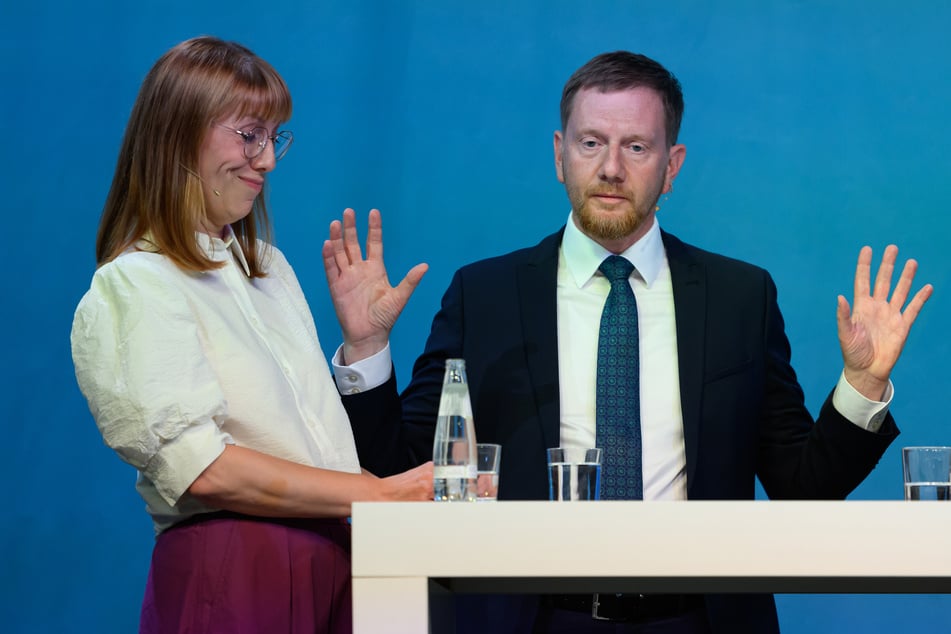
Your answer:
[187,444,432,517]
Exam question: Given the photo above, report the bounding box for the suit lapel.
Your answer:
[516,229,564,452]
[661,231,706,496]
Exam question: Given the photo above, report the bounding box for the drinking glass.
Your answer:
[547,447,602,501]
[476,443,502,501]
[902,446,951,500]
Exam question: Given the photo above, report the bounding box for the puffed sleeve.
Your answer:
[70,256,233,506]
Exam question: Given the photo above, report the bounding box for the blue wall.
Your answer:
[3,1,949,631]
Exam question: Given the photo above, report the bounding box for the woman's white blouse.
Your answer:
[71,230,360,533]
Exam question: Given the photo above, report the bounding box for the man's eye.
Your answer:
[581,140,599,149]
[630,143,645,153]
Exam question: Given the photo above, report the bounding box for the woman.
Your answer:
[70,36,432,634]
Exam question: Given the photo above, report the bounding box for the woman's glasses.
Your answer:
[217,124,294,161]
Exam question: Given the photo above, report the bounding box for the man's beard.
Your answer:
[567,180,664,242]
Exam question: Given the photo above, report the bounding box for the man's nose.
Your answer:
[598,145,625,183]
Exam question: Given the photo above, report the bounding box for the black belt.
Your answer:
[543,593,703,623]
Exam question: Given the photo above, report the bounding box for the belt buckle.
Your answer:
[591,593,626,621]
[591,593,608,620]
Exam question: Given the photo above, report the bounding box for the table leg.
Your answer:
[353,576,430,634]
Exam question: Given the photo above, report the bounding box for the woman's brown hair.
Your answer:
[96,36,292,276]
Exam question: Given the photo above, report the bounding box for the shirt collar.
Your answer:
[196,225,251,277]
[135,226,251,277]
[561,211,665,288]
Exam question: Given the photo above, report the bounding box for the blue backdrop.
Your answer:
[3,1,949,632]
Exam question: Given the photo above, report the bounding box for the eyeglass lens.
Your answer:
[243,127,293,160]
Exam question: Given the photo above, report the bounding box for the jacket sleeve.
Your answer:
[755,271,899,499]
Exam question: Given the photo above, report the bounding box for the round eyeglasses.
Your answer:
[217,124,294,161]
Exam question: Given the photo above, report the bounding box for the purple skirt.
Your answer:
[140,513,352,634]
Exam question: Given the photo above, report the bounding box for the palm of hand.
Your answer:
[332,260,402,341]
[836,245,932,397]
[840,294,911,381]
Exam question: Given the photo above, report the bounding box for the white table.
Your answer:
[351,501,951,633]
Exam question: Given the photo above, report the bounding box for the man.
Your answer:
[324,52,932,633]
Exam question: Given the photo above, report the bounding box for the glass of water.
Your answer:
[476,443,502,501]
[902,446,951,500]
[547,447,602,501]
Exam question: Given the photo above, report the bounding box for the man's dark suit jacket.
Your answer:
[344,227,898,633]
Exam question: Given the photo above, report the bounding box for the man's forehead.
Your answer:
[568,87,666,127]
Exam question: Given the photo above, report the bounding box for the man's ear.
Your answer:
[664,143,686,193]
[554,130,565,184]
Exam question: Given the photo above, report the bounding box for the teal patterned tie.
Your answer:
[595,255,643,500]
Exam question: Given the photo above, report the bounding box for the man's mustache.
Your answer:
[586,187,631,199]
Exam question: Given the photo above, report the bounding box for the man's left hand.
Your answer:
[837,244,933,400]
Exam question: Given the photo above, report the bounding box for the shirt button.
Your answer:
[347,387,361,394]
[346,374,358,383]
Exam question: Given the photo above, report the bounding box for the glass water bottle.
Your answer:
[432,358,478,501]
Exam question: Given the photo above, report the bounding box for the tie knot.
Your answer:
[599,255,634,283]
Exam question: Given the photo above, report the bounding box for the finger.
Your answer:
[366,208,383,261]
[853,246,872,300]
[327,216,342,242]
[835,294,852,341]
[900,283,934,326]
[386,263,429,316]
[872,244,898,300]
[322,239,340,284]
[396,263,429,298]
[889,258,918,309]
[328,219,351,271]
[342,208,364,262]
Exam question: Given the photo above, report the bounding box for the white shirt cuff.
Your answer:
[831,370,893,433]
[332,343,393,394]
